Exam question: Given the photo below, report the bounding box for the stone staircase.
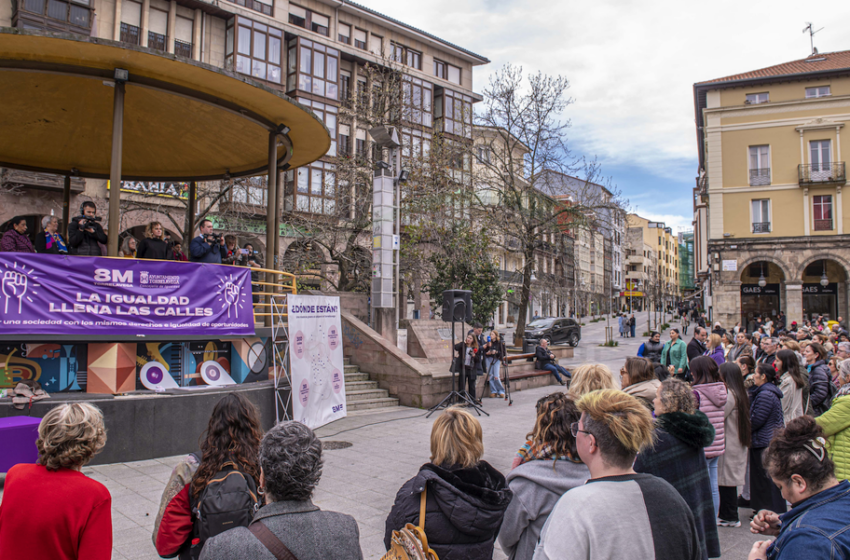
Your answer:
[344,358,400,412]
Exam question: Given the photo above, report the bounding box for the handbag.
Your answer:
[381,487,439,560]
[249,521,299,560]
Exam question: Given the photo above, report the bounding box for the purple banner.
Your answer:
[0,254,255,336]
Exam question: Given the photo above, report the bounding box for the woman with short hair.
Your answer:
[199,422,363,560]
[567,363,616,401]
[635,379,720,559]
[620,357,661,411]
[499,393,589,560]
[704,333,726,367]
[0,403,111,560]
[0,215,35,253]
[35,215,68,254]
[749,417,850,559]
[385,407,512,560]
[136,221,173,260]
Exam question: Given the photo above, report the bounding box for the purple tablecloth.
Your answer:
[0,416,41,472]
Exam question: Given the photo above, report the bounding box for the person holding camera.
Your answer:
[68,201,107,256]
[135,222,173,261]
[189,219,227,264]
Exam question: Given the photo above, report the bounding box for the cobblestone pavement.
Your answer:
[0,314,765,559]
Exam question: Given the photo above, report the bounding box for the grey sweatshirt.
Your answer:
[498,458,590,560]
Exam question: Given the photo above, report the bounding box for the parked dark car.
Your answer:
[524,317,581,347]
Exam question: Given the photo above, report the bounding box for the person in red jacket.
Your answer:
[0,403,111,560]
[153,393,263,559]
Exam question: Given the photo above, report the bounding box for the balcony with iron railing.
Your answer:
[752,222,771,233]
[814,219,833,232]
[749,168,770,186]
[799,162,846,186]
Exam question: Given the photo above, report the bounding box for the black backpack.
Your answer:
[188,461,260,559]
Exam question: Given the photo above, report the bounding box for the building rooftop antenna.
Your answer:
[803,22,824,56]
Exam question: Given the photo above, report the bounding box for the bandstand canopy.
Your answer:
[0,29,330,181]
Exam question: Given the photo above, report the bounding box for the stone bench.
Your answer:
[477,352,567,396]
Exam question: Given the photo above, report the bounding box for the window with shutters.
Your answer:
[433,58,461,85]
[285,37,339,100]
[353,28,367,50]
[338,22,351,44]
[338,124,351,156]
[119,0,141,45]
[147,8,167,51]
[174,16,193,58]
[288,5,329,36]
[370,34,383,56]
[355,129,367,158]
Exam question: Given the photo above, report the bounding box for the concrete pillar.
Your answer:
[166,1,176,54]
[786,282,803,326]
[193,9,202,60]
[140,0,149,47]
[113,0,122,40]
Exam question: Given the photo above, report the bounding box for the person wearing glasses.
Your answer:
[533,390,702,560]
[748,416,850,560]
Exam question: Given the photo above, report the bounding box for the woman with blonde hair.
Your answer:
[567,363,616,400]
[385,407,512,560]
[704,333,726,367]
[0,403,111,560]
[136,221,173,260]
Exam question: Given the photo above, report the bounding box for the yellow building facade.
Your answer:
[627,213,680,309]
[694,51,850,326]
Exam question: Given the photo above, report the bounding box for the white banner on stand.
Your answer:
[287,294,346,428]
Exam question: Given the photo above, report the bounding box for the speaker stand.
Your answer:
[427,304,489,418]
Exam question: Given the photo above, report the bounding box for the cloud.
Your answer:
[359,0,850,225]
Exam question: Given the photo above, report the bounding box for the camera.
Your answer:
[75,215,102,229]
[205,232,222,244]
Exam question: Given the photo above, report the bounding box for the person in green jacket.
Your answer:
[661,329,689,379]
[816,395,850,481]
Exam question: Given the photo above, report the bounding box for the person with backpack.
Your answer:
[154,393,263,559]
[200,421,363,560]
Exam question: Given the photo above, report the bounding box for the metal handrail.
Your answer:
[798,162,846,185]
[249,267,297,322]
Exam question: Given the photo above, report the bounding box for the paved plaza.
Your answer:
[1,316,765,559]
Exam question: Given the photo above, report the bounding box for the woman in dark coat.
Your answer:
[804,342,832,415]
[634,378,720,560]
[748,363,786,514]
[135,221,173,261]
[385,407,512,560]
[454,334,483,402]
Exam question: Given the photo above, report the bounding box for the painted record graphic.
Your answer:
[248,342,267,374]
[140,362,179,390]
[200,360,236,386]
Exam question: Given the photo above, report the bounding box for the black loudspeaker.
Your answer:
[442,290,473,323]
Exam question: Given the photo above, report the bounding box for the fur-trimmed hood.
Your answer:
[656,410,715,449]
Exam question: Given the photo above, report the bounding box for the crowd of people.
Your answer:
[4,311,850,560]
[0,206,264,274]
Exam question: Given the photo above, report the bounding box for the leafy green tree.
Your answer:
[425,226,503,326]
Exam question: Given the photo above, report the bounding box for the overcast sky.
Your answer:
[362,0,850,232]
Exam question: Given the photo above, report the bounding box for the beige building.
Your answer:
[627,213,680,309]
[694,50,850,326]
[0,0,487,277]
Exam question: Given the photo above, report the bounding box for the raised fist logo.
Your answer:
[224,281,240,317]
[2,271,27,314]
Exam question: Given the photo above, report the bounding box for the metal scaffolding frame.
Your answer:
[270,294,291,424]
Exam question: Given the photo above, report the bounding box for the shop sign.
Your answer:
[803,283,837,295]
[741,284,780,295]
[107,180,189,198]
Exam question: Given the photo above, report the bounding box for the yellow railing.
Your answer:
[250,267,297,325]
